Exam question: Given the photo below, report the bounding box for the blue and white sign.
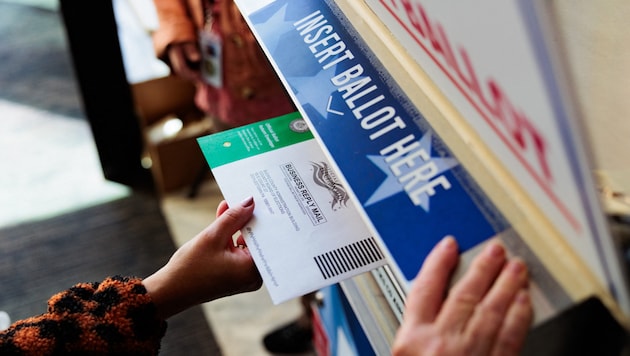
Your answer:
[238,0,511,287]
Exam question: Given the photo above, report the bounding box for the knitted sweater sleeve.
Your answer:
[0,276,167,355]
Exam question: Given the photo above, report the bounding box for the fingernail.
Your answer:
[440,236,457,251]
[509,259,526,275]
[485,241,505,258]
[240,196,254,207]
[516,289,530,305]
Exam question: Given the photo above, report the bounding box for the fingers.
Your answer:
[436,240,533,355]
[216,196,255,228]
[437,240,507,331]
[405,236,460,324]
[216,201,240,247]
[491,290,533,356]
[182,41,201,63]
[216,200,229,218]
[463,258,529,354]
[167,42,201,81]
[393,238,533,356]
[205,197,255,247]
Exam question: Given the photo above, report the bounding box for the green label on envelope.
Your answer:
[197,112,313,168]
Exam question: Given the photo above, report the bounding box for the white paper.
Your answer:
[198,114,386,304]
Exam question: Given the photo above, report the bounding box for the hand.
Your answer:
[392,237,533,356]
[143,197,262,319]
[166,41,202,82]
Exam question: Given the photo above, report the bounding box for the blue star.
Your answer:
[364,131,459,211]
[287,68,343,118]
[249,3,290,54]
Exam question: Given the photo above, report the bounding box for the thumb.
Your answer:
[207,196,255,245]
[216,200,229,218]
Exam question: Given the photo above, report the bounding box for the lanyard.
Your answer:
[203,0,216,32]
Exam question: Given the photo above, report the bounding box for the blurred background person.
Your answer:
[152,0,295,131]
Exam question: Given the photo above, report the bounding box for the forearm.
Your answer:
[142,264,196,320]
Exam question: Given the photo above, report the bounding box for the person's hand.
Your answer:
[166,41,202,82]
[392,237,533,356]
[143,197,262,319]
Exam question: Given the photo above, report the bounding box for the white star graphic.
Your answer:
[364,131,459,211]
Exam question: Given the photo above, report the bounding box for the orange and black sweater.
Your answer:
[0,276,167,355]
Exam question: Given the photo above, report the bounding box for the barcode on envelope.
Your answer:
[314,237,384,279]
